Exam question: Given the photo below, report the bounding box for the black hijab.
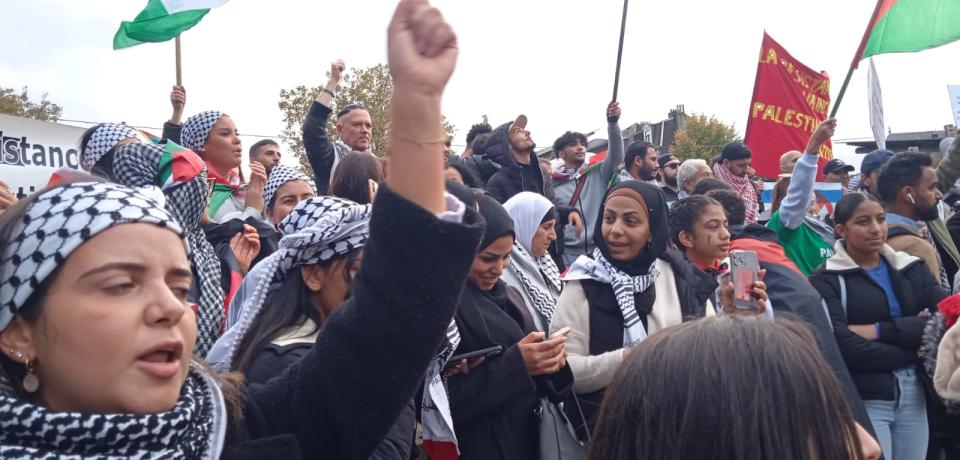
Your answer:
[591,181,670,276]
[477,194,516,250]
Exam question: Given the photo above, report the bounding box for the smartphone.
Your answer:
[447,345,504,366]
[730,250,760,310]
[550,326,571,339]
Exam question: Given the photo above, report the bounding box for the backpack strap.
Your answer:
[838,274,847,315]
[568,174,589,207]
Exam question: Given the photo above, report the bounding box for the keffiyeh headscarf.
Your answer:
[180,111,225,152]
[713,162,759,224]
[0,182,183,330]
[80,123,141,171]
[502,192,561,326]
[113,143,226,356]
[263,164,316,208]
[206,196,371,370]
[565,182,670,348]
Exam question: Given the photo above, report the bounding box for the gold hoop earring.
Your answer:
[22,358,39,393]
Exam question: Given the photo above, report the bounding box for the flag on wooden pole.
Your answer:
[114,0,229,49]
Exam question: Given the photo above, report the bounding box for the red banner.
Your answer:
[744,33,832,180]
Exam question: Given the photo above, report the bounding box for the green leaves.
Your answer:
[0,86,63,122]
[670,114,740,163]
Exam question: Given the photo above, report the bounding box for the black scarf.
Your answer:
[0,366,225,459]
[477,194,515,249]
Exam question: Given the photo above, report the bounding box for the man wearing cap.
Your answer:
[823,159,855,192]
[857,149,895,196]
[549,102,625,266]
[302,60,375,195]
[480,113,552,203]
[766,118,838,275]
[658,154,681,203]
[713,142,759,223]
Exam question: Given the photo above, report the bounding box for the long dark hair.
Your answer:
[329,153,383,205]
[589,316,865,460]
[833,192,880,227]
[231,249,361,374]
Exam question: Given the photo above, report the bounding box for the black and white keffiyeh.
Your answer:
[263,164,316,208]
[0,364,226,459]
[502,192,562,327]
[113,143,226,356]
[80,123,141,171]
[566,249,660,348]
[0,182,183,331]
[206,196,371,369]
[180,111,224,152]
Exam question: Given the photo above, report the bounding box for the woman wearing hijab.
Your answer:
[446,194,573,460]
[0,4,472,458]
[550,181,718,432]
[111,142,241,357]
[180,110,268,224]
[501,192,562,332]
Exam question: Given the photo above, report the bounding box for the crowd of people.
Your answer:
[1,0,960,458]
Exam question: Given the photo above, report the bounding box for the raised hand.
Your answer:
[607,101,621,123]
[169,85,186,124]
[330,59,345,83]
[806,118,837,155]
[230,224,261,275]
[244,162,268,212]
[388,0,458,96]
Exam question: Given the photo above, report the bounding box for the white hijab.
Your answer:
[502,192,562,329]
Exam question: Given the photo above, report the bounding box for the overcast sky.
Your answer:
[3,0,959,170]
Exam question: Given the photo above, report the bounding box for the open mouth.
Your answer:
[135,341,184,379]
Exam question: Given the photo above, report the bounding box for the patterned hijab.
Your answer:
[263,164,316,209]
[180,111,224,152]
[206,196,371,370]
[113,143,226,356]
[80,123,142,171]
[0,182,226,459]
[566,181,670,348]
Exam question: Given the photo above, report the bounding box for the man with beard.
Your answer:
[658,154,681,204]
[620,141,659,184]
[878,152,951,284]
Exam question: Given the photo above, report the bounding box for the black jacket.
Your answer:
[448,282,573,460]
[220,185,484,459]
[729,224,874,434]
[809,243,945,401]
[479,122,553,204]
[301,101,342,195]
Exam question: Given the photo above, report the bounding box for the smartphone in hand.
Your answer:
[730,250,760,310]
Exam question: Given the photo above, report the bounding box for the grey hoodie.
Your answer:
[551,121,625,266]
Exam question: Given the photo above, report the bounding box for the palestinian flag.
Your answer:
[137,128,163,144]
[157,142,205,191]
[114,0,229,50]
[852,0,960,68]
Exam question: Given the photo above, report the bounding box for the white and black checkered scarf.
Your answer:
[0,182,226,459]
[263,164,316,209]
[80,123,141,171]
[180,111,224,152]
[113,143,226,356]
[206,196,371,370]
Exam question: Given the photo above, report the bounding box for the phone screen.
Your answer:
[731,250,760,310]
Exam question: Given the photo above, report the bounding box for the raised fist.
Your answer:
[387,0,458,96]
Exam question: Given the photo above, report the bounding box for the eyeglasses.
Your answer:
[663,163,680,170]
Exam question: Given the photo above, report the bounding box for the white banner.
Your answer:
[868,58,885,150]
[949,85,960,130]
[0,113,86,198]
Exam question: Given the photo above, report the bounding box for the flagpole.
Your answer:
[611,0,629,102]
[828,0,886,118]
[175,35,182,86]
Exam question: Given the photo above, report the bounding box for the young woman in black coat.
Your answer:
[447,194,574,460]
[809,192,945,460]
[0,3,473,459]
